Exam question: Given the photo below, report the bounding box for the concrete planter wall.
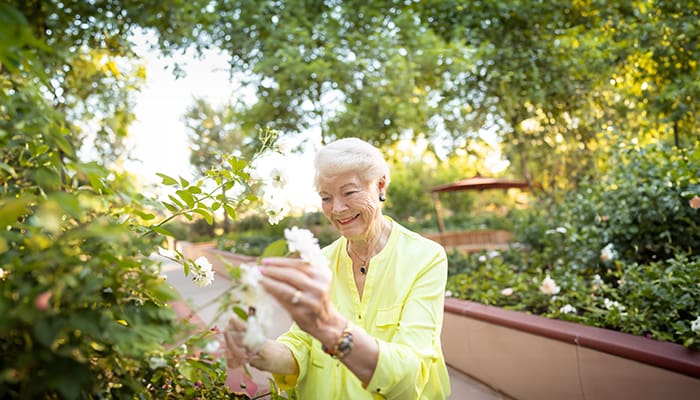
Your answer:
[441,298,700,400]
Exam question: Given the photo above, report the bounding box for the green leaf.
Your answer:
[50,192,83,220]
[233,306,248,321]
[192,208,213,225]
[0,161,17,177]
[223,204,236,220]
[167,195,184,208]
[150,225,174,237]
[261,239,288,258]
[176,189,195,209]
[133,210,156,220]
[162,201,179,213]
[156,173,178,186]
[0,196,33,227]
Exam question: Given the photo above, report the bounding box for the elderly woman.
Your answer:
[225,137,450,399]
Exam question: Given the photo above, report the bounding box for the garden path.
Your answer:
[156,254,509,400]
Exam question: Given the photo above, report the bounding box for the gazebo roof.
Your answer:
[430,176,531,193]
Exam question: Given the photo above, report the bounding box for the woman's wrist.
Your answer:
[322,320,354,358]
[316,312,348,351]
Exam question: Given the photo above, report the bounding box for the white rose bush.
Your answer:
[144,131,328,398]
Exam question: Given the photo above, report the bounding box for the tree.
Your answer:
[191,0,698,197]
[183,97,252,232]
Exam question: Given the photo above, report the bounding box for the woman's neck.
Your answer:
[349,217,391,257]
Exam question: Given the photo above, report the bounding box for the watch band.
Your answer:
[322,321,354,359]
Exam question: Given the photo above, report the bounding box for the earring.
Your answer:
[379,193,386,202]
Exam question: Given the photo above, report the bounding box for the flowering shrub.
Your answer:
[446,141,700,350]
[0,77,291,400]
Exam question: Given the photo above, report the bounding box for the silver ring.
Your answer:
[291,290,302,305]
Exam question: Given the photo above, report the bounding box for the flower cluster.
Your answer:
[235,226,329,352]
[559,304,577,314]
[190,256,215,287]
[603,298,626,313]
[247,138,297,225]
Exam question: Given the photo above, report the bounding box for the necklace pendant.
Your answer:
[360,266,367,274]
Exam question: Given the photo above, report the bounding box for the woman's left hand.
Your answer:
[259,257,344,343]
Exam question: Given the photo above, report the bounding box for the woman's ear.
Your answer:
[377,176,387,201]
[377,176,387,193]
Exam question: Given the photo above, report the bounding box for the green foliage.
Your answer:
[0,2,263,397]
[447,141,700,349]
[597,143,700,263]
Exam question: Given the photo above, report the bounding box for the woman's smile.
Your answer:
[337,214,360,225]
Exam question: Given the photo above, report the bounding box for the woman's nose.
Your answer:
[331,198,348,212]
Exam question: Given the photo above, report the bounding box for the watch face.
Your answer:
[337,332,353,356]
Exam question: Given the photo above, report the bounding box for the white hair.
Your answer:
[314,137,391,189]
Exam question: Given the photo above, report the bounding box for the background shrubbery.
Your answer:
[446,142,700,349]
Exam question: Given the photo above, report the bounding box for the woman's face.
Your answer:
[317,171,382,240]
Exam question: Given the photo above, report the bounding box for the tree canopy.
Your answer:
[190,0,698,195]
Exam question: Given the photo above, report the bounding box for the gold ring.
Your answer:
[291,290,302,305]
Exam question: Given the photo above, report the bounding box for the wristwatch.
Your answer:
[322,322,354,359]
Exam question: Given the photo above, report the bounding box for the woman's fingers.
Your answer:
[260,274,308,308]
[262,257,314,274]
[224,330,249,369]
[260,265,309,290]
[224,316,258,369]
[228,314,248,332]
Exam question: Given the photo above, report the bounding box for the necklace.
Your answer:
[348,244,371,274]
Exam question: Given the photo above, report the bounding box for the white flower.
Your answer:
[275,136,295,154]
[238,263,264,306]
[539,275,561,295]
[603,298,626,312]
[689,195,700,209]
[501,288,514,296]
[191,256,215,287]
[246,163,263,181]
[546,226,567,235]
[285,226,330,271]
[592,274,604,286]
[478,255,487,262]
[600,243,617,263]
[204,340,220,353]
[592,274,604,291]
[243,315,268,352]
[269,167,288,189]
[285,226,318,254]
[445,290,452,297]
[0,268,6,280]
[264,191,290,225]
[560,304,577,314]
[148,356,168,369]
[487,250,500,259]
[691,316,700,334]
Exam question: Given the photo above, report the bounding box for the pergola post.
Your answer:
[431,192,446,234]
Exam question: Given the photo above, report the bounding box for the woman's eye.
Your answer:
[344,191,357,196]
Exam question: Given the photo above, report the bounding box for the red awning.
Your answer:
[430,176,531,193]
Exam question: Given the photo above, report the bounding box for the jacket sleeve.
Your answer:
[273,322,312,390]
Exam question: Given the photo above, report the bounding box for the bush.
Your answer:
[447,141,700,350]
